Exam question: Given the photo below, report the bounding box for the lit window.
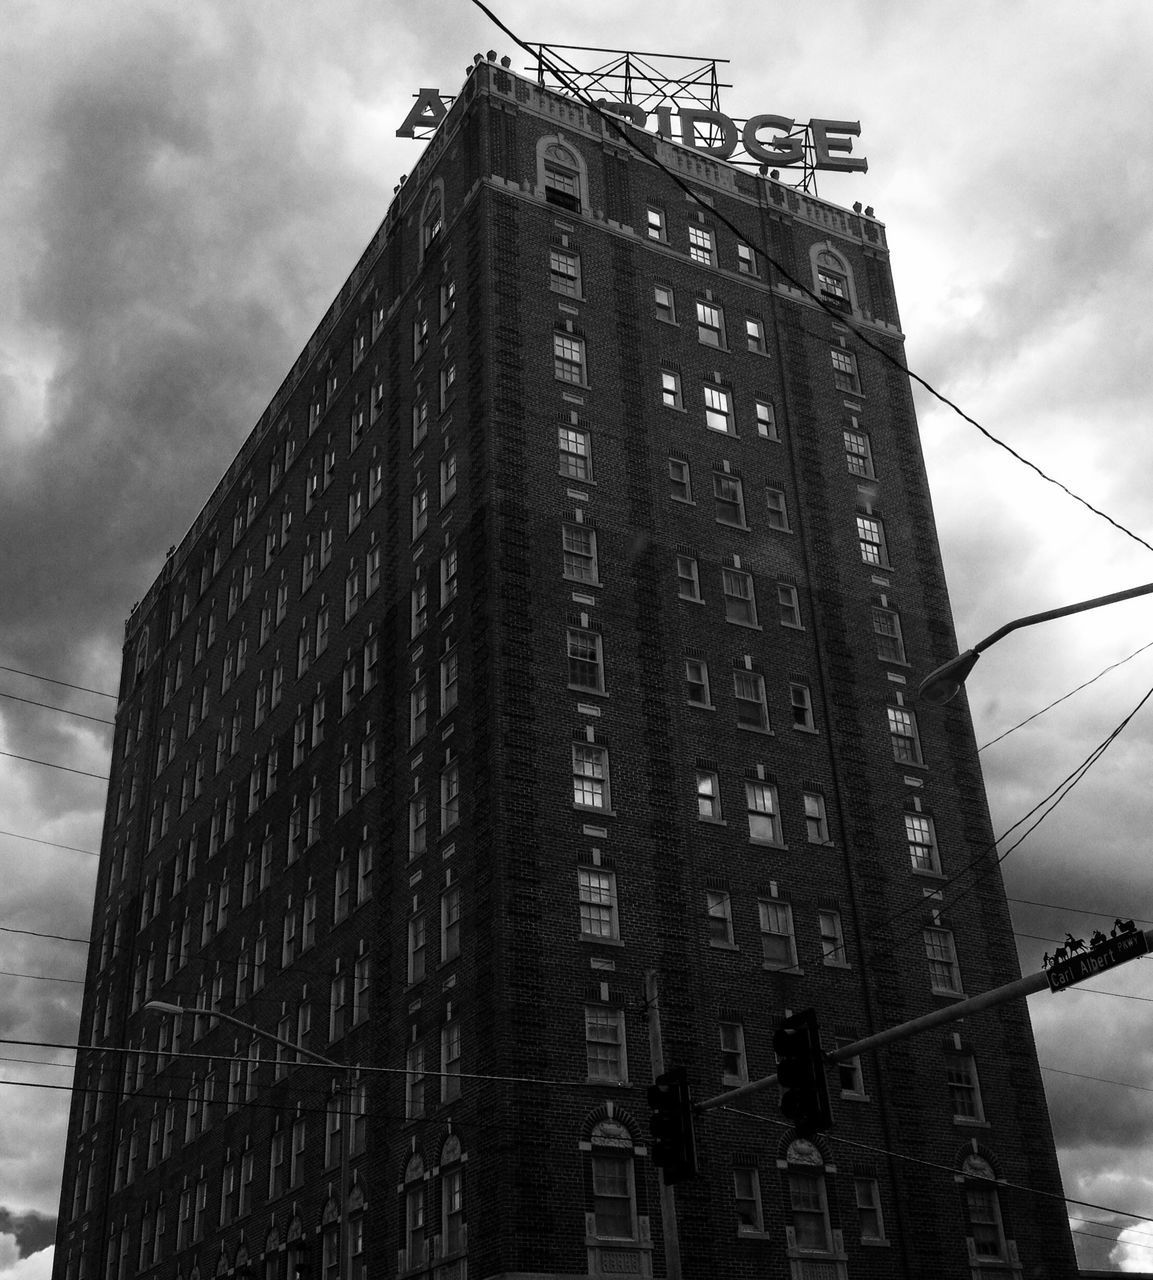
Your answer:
[737,243,757,276]
[778,583,802,628]
[567,626,605,693]
[654,284,676,323]
[755,399,778,439]
[924,926,963,994]
[696,769,722,820]
[945,1050,984,1122]
[685,657,711,706]
[661,369,683,409]
[819,909,847,966]
[573,743,610,810]
[746,781,782,845]
[887,706,923,764]
[549,248,581,296]
[669,457,692,502]
[844,427,874,477]
[677,554,701,602]
[746,317,767,354]
[758,899,797,969]
[719,1021,747,1084]
[804,792,830,843]
[733,670,769,731]
[873,606,906,662]
[857,515,888,566]
[707,890,734,946]
[696,300,725,348]
[905,812,940,872]
[646,206,666,241]
[585,1006,627,1082]
[688,224,716,266]
[790,682,815,731]
[831,347,861,393]
[722,568,757,626]
[578,866,619,940]
[704,384,734,434]
[559,427,592,480]
[713,473,746,526]
[734,1167,764,1233]
[562,523,599,584]
[554,332,587,384]
[765,488,790,531]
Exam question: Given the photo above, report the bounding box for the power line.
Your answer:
[0,968,84,984]
[1009,898,1152,925]
[467,12,1153,556]
[0,829,99,856]
[0,748,109,780]
[1041,1064,1153,1093]
[979,638,1153,752]
[0,925,89,945]
[0,689,115,726]
[0,664,117,700]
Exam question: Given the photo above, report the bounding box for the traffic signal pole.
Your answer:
[695,927,1153,1114]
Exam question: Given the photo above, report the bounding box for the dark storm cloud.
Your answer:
[0,1209,56,1258]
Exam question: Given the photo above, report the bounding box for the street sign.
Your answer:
[1046,928,1148,992]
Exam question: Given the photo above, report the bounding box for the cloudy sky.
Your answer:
[2,1,1153,1274]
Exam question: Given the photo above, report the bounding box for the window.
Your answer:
[572,743,610,810]
[719,1022,747,1085]
[543,148,581,210]
[778,583,802,628]
[411,579,429,638]
[713,473,746,526]
[441,1021,462,1101]
[746,781,782,845]
[353,955,370,1024]
[704,384,734,434]
[562,523,598,584]
[787,1145,832,1252]
[441,1159,464,1246]
[409,793,428,858]
[413,316,430,362]
[585,1006,627,1082]
[654,284,676,323]
[835,1038,865,1096]
[413,397,429,447]
[746,317,767,354]
[831,347,861,393]
[817,253,850,308]
[669,457,692,502]
[408,914,427,984]
[734,1168,764,1234]
[962,1156,1007,1261]
[688,224,716,265]
[765,487,790,532]
[578,866,618,940]
[646,206,666,241]
[945,1050,984,1121]
[441,761,460,831]
[722,568,757,625]
[844,427,874,477]
[441,885,462,960]
[855,1178,885,1241]
[412,486,429,540]
[804,792,830,843]
[696,769,722,821]
[661,369,684,409]
[790,683,815,731]
[439,277,456,326]
[734,670,769,731]
[591,1132,638,1242]
[405,1043,425,1119]
[707,890,734,946]
[759,899,797,969]
[567,627,605,693]
[857,514,888,566]
[421,187,443,248]
[677,555,701,601]
[549,248,581,296]
[905,812,940,873]
[925,926,963,994]
[440,451,457,505]
[685,658,711,706]
[818,909,847,965]
[873,607,906,663]
[558,426,592,480]
[696,299,725,348]
[737,242,757,275]
[440,648,459,711]
[404,1168,425,1268]
[755,399,778,440]
[410,680,429,744]
[887,705,923,764]
[554,332,586,384]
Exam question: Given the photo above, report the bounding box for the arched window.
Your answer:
[421,185,444,252]
[537,139,587,213]
[785,1138,833,1253]
[962,1155,1010,1263]
[440,1134,466,1256]
[814,248,853,314]
[262,1225,281,1280]
[589,1119,637,1241]
[402,1153,426,1270]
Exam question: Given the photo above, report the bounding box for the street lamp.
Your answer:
[144,1000,355,1279]
[917,580,1153,704]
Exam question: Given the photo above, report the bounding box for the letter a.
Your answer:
[397,89,450,138]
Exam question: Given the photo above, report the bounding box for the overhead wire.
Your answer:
[0,664,117,700]
[0,748,109,781]
[0,829,99,856]
[0,689,115,726]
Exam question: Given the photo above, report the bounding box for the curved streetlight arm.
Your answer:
[918,579,1153,704]
[143,999,341,1068]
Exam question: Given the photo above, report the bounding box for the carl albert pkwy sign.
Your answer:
[1045,921,1149,993]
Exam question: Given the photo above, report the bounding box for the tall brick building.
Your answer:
[53,54,1077,1280]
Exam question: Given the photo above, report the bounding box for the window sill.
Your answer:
[910,867,946,880]
[724,619,762,630]
[717,519,750,531]
[952,1117,989,1128]
[574,807,617,819]
[709,940,739,951]
[750,839,788,850]
[678,594,705,605]
[861,1238,891,1248]
[687,700,715,711]
[737,724,774,735]
[737,1229,771,1241]
[671,496,696,506]
[579,935,625,947]
[763,964,803,975]
[568,684,608,698]
[698,817,727,827]
[930,987,967,1000]
[840,1090,870,1103]
[792,724,819,735]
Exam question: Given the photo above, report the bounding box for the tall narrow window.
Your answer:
[543,146,581,210]
[558,427,592,480]
[441,762,461,832]
[719,1021,747,1085]
[855,1182,885,1241]
[676,555,701,602]
[790,683,815,731]
[734,1168,764,1233]
[945,1049,984,1122]
[669,457,692,503]
[737,243,757,275]
[746,781,782,845]
[554,332,587,384]
[707,890,734,946]
[713,473,746,526]
[722,568,757,625]
[887,706,923,764]
[962,1156,1007,1261]
[831,347,861,393]
[704,384,734,434]
[746,317,767,354]
[549,248,581,296]
[696,770,722,821]
[755,399,778,439]
[585,1006,627,1082]
[567,627,605,693]
[905,812,940,873]
[441,885,462,960]
[562,523,598,584]
[778,583,802,628]
[578,866,618,940]
[696,300,725,347]
[733,670,769,731]
[844,427,874,477]
[685,658,711,706]
[654,284,676,324]
[804,792,830,843]
[688,224,716,266]
[405,1043,425,1119]
[441,1021,462,1101]
[765,488,790,531]
[873,606,906,662]
[661,369,683,409]
[646,206,666,241]
[817,253,850,309]
[573,744,610,810]
[590,1124,638,1241]
[857,515,888,566]
[758,899,797,969]
[924,926,963,994]
[818,909,847,965]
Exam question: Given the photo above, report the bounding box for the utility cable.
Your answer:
[0,664,117,699]
[0,829,99,856]
[0,748,109,780]
[0,689,115,726]
[0,925,89,945]
[0,968,84,984]
[466,5,1153,555]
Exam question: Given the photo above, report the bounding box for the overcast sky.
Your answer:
[3,2,1153,1275]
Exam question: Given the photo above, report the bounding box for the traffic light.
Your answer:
[773,1008,833,1137]
[647,1065,699,1184]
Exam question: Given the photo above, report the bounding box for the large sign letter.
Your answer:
[809,119,868,173]
[396,89,450,138]
[742,115,803,167]
[679,109,738,159]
